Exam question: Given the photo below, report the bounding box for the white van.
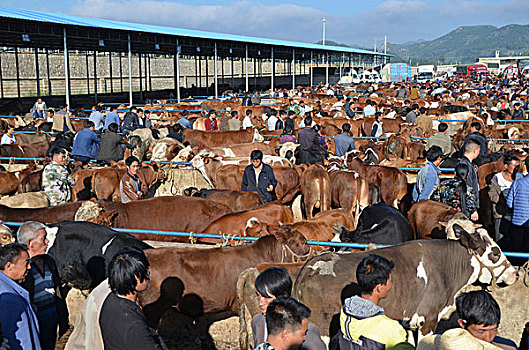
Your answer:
[360,70,373,83]
[338,68,361,84]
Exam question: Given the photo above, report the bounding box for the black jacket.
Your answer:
[241,164,278,202]
[285,117,295,130]
[458,156,480,209]
[122,112,139,132]
[19,254,69,337]
[275,118,284,130]
[99,293,160,350]
[462,132,488,158]
[97,131,125,161]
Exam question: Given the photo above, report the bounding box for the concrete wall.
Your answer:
[0,50,310,98]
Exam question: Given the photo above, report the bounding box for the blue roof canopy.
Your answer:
[0,6,390,57]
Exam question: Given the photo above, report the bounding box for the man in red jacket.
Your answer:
[205,110,218,131]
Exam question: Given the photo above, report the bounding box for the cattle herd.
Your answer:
[0,76,528,348]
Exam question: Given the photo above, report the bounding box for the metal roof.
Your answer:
[0,6,389,56]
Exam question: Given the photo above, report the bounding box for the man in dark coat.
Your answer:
[297,116,326,164]
[97,123,126,163]
[241,150,278,202]
[458,140,481,221]
[121,107,140,135]
[462,122,488,162]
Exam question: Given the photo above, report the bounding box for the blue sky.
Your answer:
[4,0,529,46]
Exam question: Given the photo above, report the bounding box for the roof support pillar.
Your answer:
[214,42,218,98]
[340,53,343,79]
[35,48,40,97]
[310,51,313,87]
[109,52,113,94]
[14,47,20,99]
[63,28,70,109]
[138,53,143,102]
[45,49,51,96]
[325,53,329,85]
[271,47,274,92]
[175,40,181,103]
[127,34,133,106]
[292,49,295,90]
[94,51,98,103]
[245,44,249,92]
[85,52,90,95]
[0,53,4,98]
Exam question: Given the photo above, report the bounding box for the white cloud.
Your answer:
[67,0,529,46]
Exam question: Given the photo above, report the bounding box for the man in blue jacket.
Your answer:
[0,244,42,350]
[241,150,278,202]
[334,123,356,157]
[72,120,101,164]
[413,146,443,202]
[103,106,120,131]
[507,156,529,258]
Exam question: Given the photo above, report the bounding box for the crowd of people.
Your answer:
[1,70,528,349]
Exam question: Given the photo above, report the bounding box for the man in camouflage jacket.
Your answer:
[42,148,76,206]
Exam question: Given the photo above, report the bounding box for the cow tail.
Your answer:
[323,174,331,212]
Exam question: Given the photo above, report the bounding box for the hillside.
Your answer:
[387,24,529,64]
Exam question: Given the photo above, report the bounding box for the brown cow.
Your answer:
[88,196,232,241]
[185,188,265,212]
[408,199,479,239]
[329,170,370,218]
[292,209,354,247]
[0,140,51,161]
[182,128,262,148]
[346,156,408,208]
[203,202,293,238]
[300,164,331,219]
[362,117,403,136]
[139,224,312,327]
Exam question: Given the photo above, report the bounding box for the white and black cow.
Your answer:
[293,224,517,340]
[338,202,414,245]
[45,221,152,290]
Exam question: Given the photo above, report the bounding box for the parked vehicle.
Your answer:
[417,65,436,83]
[456,64,488,78]
[381,63,412,82]
[338,68,361,84]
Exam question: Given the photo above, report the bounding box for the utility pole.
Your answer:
[322,18,326,45]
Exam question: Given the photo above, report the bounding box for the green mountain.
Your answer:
[387,24,529,65]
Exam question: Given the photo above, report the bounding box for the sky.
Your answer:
[4,0,529,47]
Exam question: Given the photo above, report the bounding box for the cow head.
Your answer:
[277,142,299,164]
[454,224,517,285]
[0,224,14,246]
[252,128,264,142]
[441,212,480,239]
[271,224,312,261]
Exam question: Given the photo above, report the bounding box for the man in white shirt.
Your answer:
[242,109,254,130]
[1,125,16,145]
[363,100,376,117]
[267,110,279,131]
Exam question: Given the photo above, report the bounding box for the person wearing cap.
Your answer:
[339,254,406,349]
[241,150,277,202]
[42,148,76,206]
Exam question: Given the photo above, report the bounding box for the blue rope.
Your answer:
[2,221,527,258]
